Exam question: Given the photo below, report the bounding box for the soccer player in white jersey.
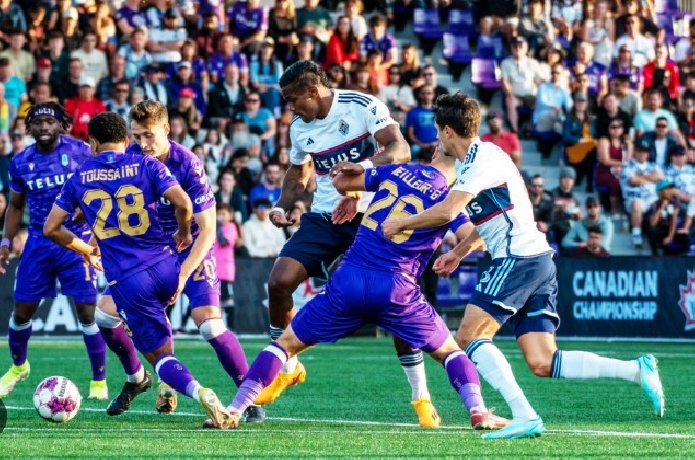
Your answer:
[260,60,441,427]
[383,94,665,440]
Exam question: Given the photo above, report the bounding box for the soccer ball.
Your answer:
[33,376,82,422]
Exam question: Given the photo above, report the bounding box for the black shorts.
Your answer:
[279,212,362,279]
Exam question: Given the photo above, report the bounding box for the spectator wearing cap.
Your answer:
[563,92,597,192]
[595,93,632,139]
[638,116,681,168]
[562,196,614,253]
[148,8,187,64]
[596,118,631,217]
[242,198,286,258]
[105,79,132,120]
[501,36,543,133]
[613,13,655,68]
[146,0,180,30]
[612,73,642,118]
[534,62,573,158]
[0,30,34,82]
[57,58,82,103]
[227,0,269,55]
[481,110,522,168]
[633,89,684,144]
[550,166,583,244]
[621,142,663,248]
[643,43,680,105]
[117,27,153,79]
[168,87,202,137]
[65,76,106,141]
[140,64,169,106]
[609,45,643,93]
[0,58,26,111]
[296,0,333,47]
[570,42,608,104]
[518,0,552,59]
[70,30,108,83]
[571,226,610,258]
[26,58,56,99]
[360,14,397,67]
[167,61,206,115]
[250,39,284,118]
[96,54,128,102]
[406,84,438,161]
[117,0,148,38]
[208,35,249,85]
[646,181,690,255]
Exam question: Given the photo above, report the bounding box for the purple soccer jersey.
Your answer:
[9,135,92,237]
[226,2,268,40]
[117,6,148,30]
[54,151,179,283]
[208,52,249,80]
[344,164,469,279]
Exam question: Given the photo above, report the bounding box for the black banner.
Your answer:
[555,257,695,338]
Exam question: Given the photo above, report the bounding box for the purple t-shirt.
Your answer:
[126,141,214,239]
[55,151,179,282]
[344,164,469,279]
[571,60,607,96]
[208,52,249,80]
[361,33,397,60]
[9,135,92,237]
[117,6,148,30]
[226,2,268,40]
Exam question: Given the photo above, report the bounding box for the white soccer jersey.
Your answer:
[452,139,552,259]
[289,89,398,214]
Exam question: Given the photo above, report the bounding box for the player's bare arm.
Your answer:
[164,184,194,253]
[331,169,367,195]
[271,161,313,227]
[433,223,483,277]
[178,206,215,284]
[383,190,475,238]
[0,190,26,273]
[44,205,102,271]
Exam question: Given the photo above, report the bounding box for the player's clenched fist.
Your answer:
[382,218,405,239]
[0,245,10,274]
[269,208,296,228]
[330,161,366,178]
[432,251,462,278]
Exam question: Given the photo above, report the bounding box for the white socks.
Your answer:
[399,351,430,400]
[552,350,641,383]
[467,339,538,421]
[127,366,145,384]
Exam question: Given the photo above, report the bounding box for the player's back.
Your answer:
[344,164,467,279]
[57,151,177,282]
[10,135,92,236]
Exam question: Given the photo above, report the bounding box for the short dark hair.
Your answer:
[587,225,602,235]
[369,14,387,28]
[279,60,330,92]
[130,100,168,127]
[88,112,127,144]
[432,93,481,138]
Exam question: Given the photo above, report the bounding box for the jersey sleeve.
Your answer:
[8,156,25,193]
[144,156,180,196]
[451,153,502,197]
[364,165,397,192]
[365,96,398,136]
[447,213,471,234]
[185,155,215,214]
[54,176,78,213]
[289,123,311,165]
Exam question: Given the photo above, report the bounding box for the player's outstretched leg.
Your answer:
[95,305,152,415]
[519,333,665,418]
[76,300,108,400]
[393,337,439,428]
[0,309,35,399]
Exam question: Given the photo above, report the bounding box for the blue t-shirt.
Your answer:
[240,108,274,136]
[344,164,469,278]
[54,151,179,282]
[406,107,438,144]
[10,135,92,236]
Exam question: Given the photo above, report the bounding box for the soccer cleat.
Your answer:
[412,399,441,428]
[155,382,178,414]
[637,354,665,417]
[481,417,545,440]
[254,361,306,405]
[0,361,30,398]
[106,371,153,416]
[243,404,267,423]
[470,408,509,430]
[88,379,109,400]
[632,233,643,248]
[198,388,233,429]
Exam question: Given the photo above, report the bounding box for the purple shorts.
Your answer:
[292,262,450,352]
[15,234,98,304]
[109,255,179,354]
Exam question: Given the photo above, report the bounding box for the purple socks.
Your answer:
[154,353,201,398]
[444,350,485,412]
[208,331,249,387]
[230,341,287,413]
[8,317,31,365]
[81,323,107,381]
[99,323,142,376]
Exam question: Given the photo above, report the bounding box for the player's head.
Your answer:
[87,112,128,154]
[129,100,170,158]
[26,103,71,150]
[279,60,331,123]
[432,93,481,155]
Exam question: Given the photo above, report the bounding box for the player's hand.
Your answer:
[168,274,187,305]
[269,209,296,228]
[72,208,86,224]
[382,218,404,239]
[83,246,103,272]
[173,230,193,252]
[331,196,359,224]
[330,161,365,178]
[0,245,10,275]
[433,251,463,277]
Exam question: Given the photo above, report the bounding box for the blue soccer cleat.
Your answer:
[637,354,665,417]
[481,417,545,440]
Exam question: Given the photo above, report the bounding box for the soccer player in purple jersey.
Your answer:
[44,112,232,429]
[92,100,259,420]
[211,150,509,431]
[0,104,108,401]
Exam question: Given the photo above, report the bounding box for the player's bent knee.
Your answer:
[429,336,461,363]
[198,317,227,341]
[191,306,221,328]
[95,307,122,329]
[525,356,552,377]
[97,295,118,317]
[13,302,40,324]
[74,302,97,323]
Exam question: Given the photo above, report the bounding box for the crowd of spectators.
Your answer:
[0,0,693,262]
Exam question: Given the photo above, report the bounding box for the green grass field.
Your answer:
[0,337,693,457]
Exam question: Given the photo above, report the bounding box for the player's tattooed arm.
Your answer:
[43,205,103,271]
[271,162,313,227]
[372,123,411,166]
[0,191,26,273]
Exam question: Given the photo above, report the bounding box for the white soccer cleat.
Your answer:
[198,388,233,429]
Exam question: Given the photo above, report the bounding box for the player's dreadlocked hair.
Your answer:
[25,103,72,132]
[129,99,169,127]
[279,60,330,92]
[432,93,481,139]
